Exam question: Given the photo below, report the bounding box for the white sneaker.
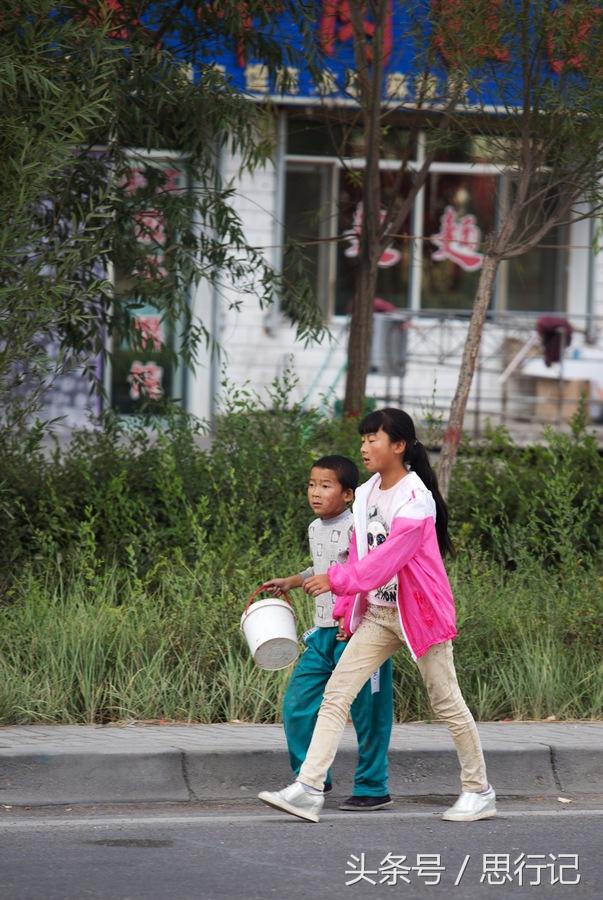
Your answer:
[258,782,324,823]
[441,785,496,822]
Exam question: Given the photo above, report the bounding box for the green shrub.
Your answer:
[0,376,366,576]
[0,381,601,724]
[448,411,603,567]
[1,390,601,579]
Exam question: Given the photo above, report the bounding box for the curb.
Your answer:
[0,723,601,806]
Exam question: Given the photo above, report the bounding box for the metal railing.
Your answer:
[366,310,603,439]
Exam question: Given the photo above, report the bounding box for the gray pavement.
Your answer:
[0,721,601,807]
[1,800,602,900]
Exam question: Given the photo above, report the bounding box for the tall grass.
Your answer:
[0,554,600,725]
[0,381,601,724]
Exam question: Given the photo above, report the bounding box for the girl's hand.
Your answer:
[335,616,347,641]
[303,574,331,598]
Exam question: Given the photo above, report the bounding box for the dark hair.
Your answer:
[358,408,453,556]
[311,455,360,492]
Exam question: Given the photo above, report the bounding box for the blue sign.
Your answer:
[188,1,596,112]
[191,1,521,109]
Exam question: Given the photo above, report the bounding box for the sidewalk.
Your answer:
[0,722,601,807]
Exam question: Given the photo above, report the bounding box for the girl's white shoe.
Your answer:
[258,781,324,823]
[441,785,497,822]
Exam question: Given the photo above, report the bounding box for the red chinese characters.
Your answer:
[123,164,182,282]
[133,316,163,352]
[430,206,484,272]
[343,203,401,268]
[133,212,166,247]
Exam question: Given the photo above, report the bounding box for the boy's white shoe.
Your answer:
[441,785,496,822]
[258,782,324,823]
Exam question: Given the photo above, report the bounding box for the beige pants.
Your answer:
[298,605,488,793]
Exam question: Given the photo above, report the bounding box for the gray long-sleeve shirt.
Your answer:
[299,508,353,627]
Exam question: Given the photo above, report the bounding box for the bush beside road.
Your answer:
[0,385,601,726]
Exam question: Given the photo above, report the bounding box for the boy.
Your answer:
[264,454,393,810]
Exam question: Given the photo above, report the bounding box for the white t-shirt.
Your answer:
[366,479,403,608]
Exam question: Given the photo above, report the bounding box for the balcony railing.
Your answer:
[363,310,603,441]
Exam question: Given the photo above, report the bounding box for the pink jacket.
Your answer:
[330,472,457,660]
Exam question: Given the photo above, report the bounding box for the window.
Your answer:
[110,158,187,414]
[421,171,497,310]
[283,163,334,315]
[283,114,567,318]
[506,231,566,312]
[336,169,411,315]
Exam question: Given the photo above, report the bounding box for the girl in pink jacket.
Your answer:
[259,407,496,824]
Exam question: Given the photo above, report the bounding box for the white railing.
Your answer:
[365,310,603,439]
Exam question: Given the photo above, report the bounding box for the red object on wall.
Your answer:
[536,316,572,367]
[373,297,397,313]
[320,0,393,64]
[431,0,509,67]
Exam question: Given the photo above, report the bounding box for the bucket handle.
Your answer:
[244,584,293,614]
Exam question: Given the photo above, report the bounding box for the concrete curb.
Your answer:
[0,723,601,806]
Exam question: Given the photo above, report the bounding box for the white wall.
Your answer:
[205,152,603,431]
[594,229,603,322]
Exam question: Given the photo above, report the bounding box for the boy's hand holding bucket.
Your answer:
[240,585,299,671]
[263,575,303,597]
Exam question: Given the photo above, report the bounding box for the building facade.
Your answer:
[192,111,603,436]
[40,2,603,438]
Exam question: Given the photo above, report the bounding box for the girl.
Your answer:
[259,407,495,823]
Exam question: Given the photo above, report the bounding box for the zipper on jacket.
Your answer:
[396,601,417,662]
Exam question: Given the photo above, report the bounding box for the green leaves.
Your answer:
[448,412,603,567]
[0,0,321,424]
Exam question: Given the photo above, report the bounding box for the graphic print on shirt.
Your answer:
[367,505,398,606]
[308,518,354,624]
[333,524,353,567]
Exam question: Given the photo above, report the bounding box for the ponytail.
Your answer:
[406,439,453,557]
[359,408,453,557]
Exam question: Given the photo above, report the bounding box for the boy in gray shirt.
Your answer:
[265,455,393,810]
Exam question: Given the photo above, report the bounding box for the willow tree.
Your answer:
[0,0,319,423]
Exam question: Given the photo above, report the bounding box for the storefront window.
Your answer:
[287,115,349,157]
[111,159,186,414]
[421,171,497,310]
[335,169,411,315]
[504,182,567,313]
[430,133,513,165]
[283,114,567,319]
[506,226,566,312]
[283,164,333,314]
[287,113,414,160]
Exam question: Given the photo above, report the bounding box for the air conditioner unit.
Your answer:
[370,313,410,376]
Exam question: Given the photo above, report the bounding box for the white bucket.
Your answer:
[240,593,299,671]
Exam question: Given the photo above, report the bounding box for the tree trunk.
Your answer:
[437,254,499,499]
[342,0,385,417]
[344,257,379,415]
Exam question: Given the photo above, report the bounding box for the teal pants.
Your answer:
[283,625,393,796]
